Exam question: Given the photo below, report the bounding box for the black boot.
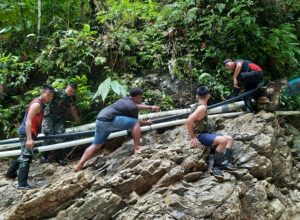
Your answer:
[222,148,237,171]
[210,151,224,180]
[17,163,32,190]
[243,97,253,113]
[5,160,19,179]
[40,152,49,164]
[226,88,240,99]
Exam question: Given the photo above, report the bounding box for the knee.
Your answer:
[219,137,228,145]
[92,144,102,150]
[225,135,234,143]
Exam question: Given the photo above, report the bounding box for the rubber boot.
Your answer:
[17,163,32,189]
[226,87,240,99]
[222,148,237,171]
[5,160,19,179]
[210,151,224,180]
[243,97,253,113]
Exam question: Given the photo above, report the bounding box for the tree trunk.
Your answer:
[37,0,42,43]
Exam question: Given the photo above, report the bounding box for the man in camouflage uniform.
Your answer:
[41,83,80,165]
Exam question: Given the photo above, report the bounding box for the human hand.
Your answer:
[191,137,200,148]
[150,105,160,112]
[26,139,34,149]
[145,119,153,126]
[233,79,239,88]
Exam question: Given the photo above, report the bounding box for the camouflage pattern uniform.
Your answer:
[42,90,76,161]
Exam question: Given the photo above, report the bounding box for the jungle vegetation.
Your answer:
[0,0,299,138]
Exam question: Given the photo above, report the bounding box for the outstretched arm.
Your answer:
[137,104,160,112]
[25,103,42,149]
[233,61,243,88]
[186,105,206,148]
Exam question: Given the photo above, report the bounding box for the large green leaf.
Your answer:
[111,80,127,97]
[111,80,121,95]
[93,77,110,101]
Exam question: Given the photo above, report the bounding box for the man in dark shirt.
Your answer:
[74,88,160,171]
[224,59,264,112]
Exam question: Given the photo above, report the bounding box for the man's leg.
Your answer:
[108,116,142,153]
[17,138,33,189]
[211,136,228,179]
[41,116,55,163]
[5,159,19,179]
[74,144,102,171]
[222,135,237,171]
[239,71,263,112]
[131,122,145,153]
[74,120,107,171]
[52,120,67,165]
[199,134,227,180]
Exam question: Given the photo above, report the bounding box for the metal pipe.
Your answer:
[0,112,244,158]
[0,102,244,150]
[0,109,191,146]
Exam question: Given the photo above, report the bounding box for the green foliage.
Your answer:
[0,0,91,53]
[280,93,300,110]
[1,0,300,138]
[36,25,97,77]
[97,0,159,27]
[264,23,300,74]
[93,77,127,102]
[0,53,33,89]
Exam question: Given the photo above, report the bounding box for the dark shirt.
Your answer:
[97,97,138,121]
[44,90,76,120]
[235,59,263,73]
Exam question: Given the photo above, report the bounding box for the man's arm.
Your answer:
[137,104,160,112]
[70,105,80,123]
[186,105,206,148]
[233,61,243,88]
[25,103,42,149]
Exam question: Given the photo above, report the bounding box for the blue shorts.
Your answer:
[93,116,138,145]
[197,133,221,147]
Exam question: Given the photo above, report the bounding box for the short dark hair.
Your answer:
[129,88,143,97]
[196,86,209,96]
[223,58,233,65]
[42,84,55,93]
[68,83,77,90]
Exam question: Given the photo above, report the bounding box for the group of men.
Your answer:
[5,83,80,189]
[5,58,264,190]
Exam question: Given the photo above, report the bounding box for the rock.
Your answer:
[157,166,185,187]
[128,191,139,205]
[241,182,269,219]
[184,172,203,182]
[55,189,126,220]
[5,172,93,220]
[1,111,300,219]
[268,198,285,219]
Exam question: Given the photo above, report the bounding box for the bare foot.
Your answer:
[134,146,148,154]
[73,163,83,172]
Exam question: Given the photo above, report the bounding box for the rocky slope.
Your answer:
[1,111,300,220]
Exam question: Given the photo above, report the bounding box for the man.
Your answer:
[5,84,55,190]
[224,58,264,112]
[74,88,160,172]
[41,83,80,165]
[186,86,237,180]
